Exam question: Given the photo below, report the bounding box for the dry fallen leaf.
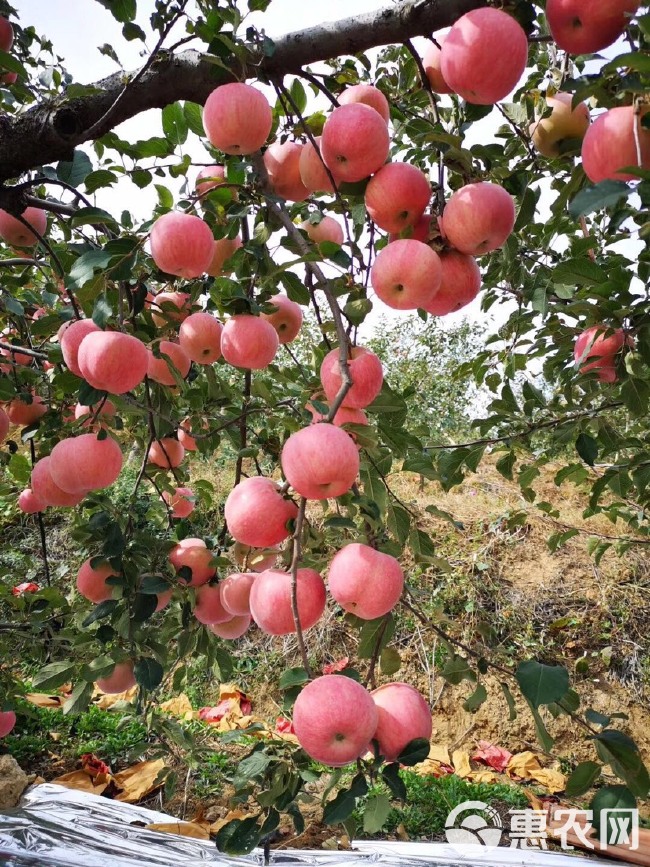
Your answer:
[159,693,195,719]
[52,770,110,796]
[506,750,542,780]
[114,759,166,803]
[472,740,513,773]
[94,686,138,709]
[146,821,210,840]
[528,767,566,793]
[25,693,64,708]
[452,749,472,778]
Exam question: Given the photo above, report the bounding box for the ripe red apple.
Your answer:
[293,675,378,767]
[321,104,390,183]
[547,0,640,54]
[206,236,242,277]
[281,424,359,499]
[78,331,149,394]
[59,319,101,377]
[423,250,481,316]
[203,82,272,155]
[371,683,432,762]
[169,537,205,568]
[422,37,454,94]
[264,141,310,202]
[169,539,215,587]
[31,456,86,508]
[574,325,626,381]
[147,437,185,469]
[162,486,195,518]
[220,572,257,616]
[96,661,137,695]
[529,92,591,158]
[195,164,231,199]
[0,16,14,52]
[49,433,123,494]
[0,710,16,738]
[339,84,390,123]
[150,291,192,328]
[76,558,119,603]
[208,613,251,639]
[441,182,516,256]
[302,216,344,246]
[320,346,383,409]
[581,106,650,183]
[371,239,442,310]
[149,212,214,279]
[0,207,47,247]
[224,476,298,547]
[179,312,223,364]
[147,340,191,386]
[221,314,279,369]
[328,543,404,619]
[6,394,47,426]
[193,584,232,625]
[388,213,432,244]
[365,163,431,234]
[260,294,303,345]
[18,488,46,514]
[441,9,528,105]
[299,137,336,194]
[177,417,202,452]
[249,567,326,635]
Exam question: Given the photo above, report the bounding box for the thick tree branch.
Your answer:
[0,0,486,182]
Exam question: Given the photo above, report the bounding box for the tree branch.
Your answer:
[289,497,311,677]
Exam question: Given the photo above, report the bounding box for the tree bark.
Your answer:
[0,0,485,183]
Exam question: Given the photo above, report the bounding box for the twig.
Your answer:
[29,439,51,586]
[289,497,311,676]
[0,340,47,360]
[24,195,77,217]
[0,258,40,268]
[234,370,252,487]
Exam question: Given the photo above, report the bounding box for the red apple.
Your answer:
[195,164,231,199]
[321,104,390,183]
[76,558,119,604]
[365,163,431,234]
[308,401,368,430]
[0,207,47,247]
[371,239,442,310]
[574,325,627,381]
[147,340,191,386]
[163,486,195,518]
[149,291,192,328]
[179,312,223,364]
[422,37,454,95]
[208,613,251,639]
[547,0,640,55]
[169,539,215,587]
[149,212,214,279]
[59,319,101,377]
[371,683,432,762]
[249,567,326,635]
[328,543,404,619]
[0,16,14,52]
[264,140,310,202]
[18,488,47,514]
[441,182,516,256]
[31,456,86,508]
[147,438,185,469]
[423,250,481,316]
[203,82,272,155]
[441,9,528,105]
[96,661,136,694]
[224,476,298,548]
[6,394,47,426]
[530,92,591,158]
[206,236,242,277]
[0,710,16,738]
[260,294,303,345]
[194,584,232,625]
[299,137,336,194]
[49,433,123,494]
[320,346,383,409]
[302,216,344,246]
[339,84,390,123]
[77,331,149,394]
[220,572,257,616]
[581,106,650,183]
[281,423,359,499]
[293,675,378,767]
[232,542,279,572]
[388,213,432,244]
[221,314,279,369]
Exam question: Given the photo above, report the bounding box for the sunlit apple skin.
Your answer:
[530,92,590,158]
[18,488,47,514]
[422,37,454,94]
[0,207,47,247]
[163,486,195,518]
[96,661,136,695]
[224,476,298,548]
[365,163,431,234]
[264,141,310,202]
[320,346,383,409]
[339,84,390,123]
[194,584,232,625]
[203,82,272,155]
[574,325,627,382]
[371,683,432,762]
[6,394,47,426]
[547,0,640,55]
[149,212,214,279]
[281,424,359,500]
[260,294,303,345]
[208,613,251,639]
[321,104,390,183]
[76,558,119,603]
[423,250,481,316]
[147,341,191,386]
[371,239,442,310]
[0,711,16,738]
[249,568,326,635]
[328,543,404,620]
[169,539,215,587]
[150,291,192,328]
[441,8,528,105]
[221,315,279,370]
[147,437,185,469]
[59,319,101,377]
[206,236,242,277]
[50,433,123,494]
[302,216,344,246]
[581,106,650,183]
[293,675,379,767]
[220,572,257,616]
[77,332,149,395]
[299,137,336,194]
[441,182,516,256]
[31,456,86,508]
[0,16,14,52]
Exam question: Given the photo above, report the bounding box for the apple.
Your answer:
[339,84,390,123]
[422,37,454,94]
[224,476,298,547]
[292,675,378,767]
[233,542,279,572]
[149,212,214,279]
[320,346,383,409]
[260,294,303,344]
[149,291,192,328]
[6,394,47,426]
[96,661,137,695]
[195,164,232,200]
[220,572,257,616]
[31,456,86,508]
[371,239,442,310]
[169,539,215,587]
[162,486,195,518]
[423,250,481,316]
[76,558,119,603]
[388,213,432,244]
[178,417,200,452]
[178,312,223,365]
[530,92,590,158]
[206,236,242,277]
[547,0,641,55]
[328,543,404,619]
[147,340,191,386]
[581,106,650,183]
[221,314,279,369]
[147,437,185,468]
[371,683,432,762]
[321,104,390,183]
[365,163,431,234]
[302,216,344,247]
[0,407,8,443]
[0,206,47,247]
[203,82,272,155]
[264,140,310,202]
[193,584,232,625]
[307,401,369,430]
[299,136,336,194]
[0,710,16,738]
[574,325,627,381]
[49,433,123,493]
[18,488,47,514]
[441,182,516,256]
[208,613,251,639]
[249,567,326,635]
[169,537,205,567]
[59,319,101,377]
[281,423,359,499]
[0,16,14,52]
[77,331,149,394]
[441,9,528,105]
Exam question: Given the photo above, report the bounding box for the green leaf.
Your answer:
[63,680,94,716]
[289,77,307,114]
[216,817,261,855]
[552,258,608,287]
[96,0,136,22]
[92,294,112,328]
[565,761,601,797]
[32,661,76,691]
[463,684,488,713]
[134,657,164,690]
[278,667,309,689]
[379,646,401,676]
[396,737,430,766]
[57,150,93,186]
[82,599,118,627]
[516,660,570,708]
[323,773,367,824]
[442,655,476,685]
[0,49,27,78]
[590,786,636,842]
[526,700,555,752]
[593,730,650,798]
[500,681,517,721]
[183,102,205,137]
[162,102,188,146]
[576,433,598,466]
[357,615,395,659]
[382,763,406,800]
[569,180,629,218]
[363,792,391,834]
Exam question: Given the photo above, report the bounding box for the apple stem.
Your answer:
[289,496,311,677]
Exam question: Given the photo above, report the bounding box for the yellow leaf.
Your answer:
[113,759,166,803]
[529,767,566,793]
[26,693,64,708]
[159,693,195,719]
[506,750,542,780]
[146,822,210,840]
[94,685,138,708]
[452,749,472,778]
[52,770,109,796]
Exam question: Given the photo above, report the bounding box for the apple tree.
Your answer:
[1,0,650,849]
